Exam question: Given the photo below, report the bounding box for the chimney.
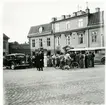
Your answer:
[77,10,83,16]
[61,15,65,19]
[52,17,57,22]
[86,8,90,14]
[95,7,100,12]
[72,12,77,17]
[65,15,70,18]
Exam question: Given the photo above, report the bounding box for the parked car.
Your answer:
[3,53,30,69]
[94,51,105,64]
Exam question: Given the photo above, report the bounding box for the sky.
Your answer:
[2,0,105,44]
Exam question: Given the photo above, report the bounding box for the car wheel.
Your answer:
[11,64,15,70]
[101,57,105,64]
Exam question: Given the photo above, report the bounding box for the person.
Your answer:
[60,53,65,70]
[52,54,56,67]
[32,55,35,67]
[75,52,80,65]
[91,52,95,67]
[79,52,84,68]
[85,52,89,68]
[39,51,44,71]
[56,54,60,68]
[27,55,32,68]
[44,53,47,67]
[88,52,92,67]
[65,52,71,66]
[35,52,40,71]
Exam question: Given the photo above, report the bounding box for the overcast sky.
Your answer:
[3,0,105,44]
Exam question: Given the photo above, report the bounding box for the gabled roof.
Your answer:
[3,33,10,40]
[88,11,104,26]
[28,23,52,35]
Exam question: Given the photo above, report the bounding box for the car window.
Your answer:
[16,55,25,59]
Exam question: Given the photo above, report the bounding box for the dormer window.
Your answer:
[39,26,43,33]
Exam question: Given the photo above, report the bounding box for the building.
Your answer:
[88,8,104,48]
[52,7,104,53]
[9,42,30,55]
[28,23,54,56]
[28,7,104,55]
[3,33,9,56]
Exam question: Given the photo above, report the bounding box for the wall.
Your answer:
[3,39,9,55]
[54,16,88,33]
[54,30,88,50]
[30,35,54,55]
[89,27,104,47]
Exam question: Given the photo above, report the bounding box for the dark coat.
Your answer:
[85,54,88,68]
[35,54,40,68]
[39,53,44,68]
[79,54,84,68]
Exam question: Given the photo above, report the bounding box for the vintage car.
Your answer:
[3,53,30,69]
[94,51,105,64]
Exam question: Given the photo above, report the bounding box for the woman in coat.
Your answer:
[79,52,84,68]
[85,52,89,68]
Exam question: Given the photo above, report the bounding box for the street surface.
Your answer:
[4,65,105,105]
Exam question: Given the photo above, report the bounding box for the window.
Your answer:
[39,39,43,47]
[56,37,60,46]
[66,35,70,45]
[78,34,83,44]
[92,31,97,42]
[78,19,83,27]
[47,38,51,46]
[55,23,59,32]
[32,39,35,47]
[66,22,70,30]
[32,52,35,56]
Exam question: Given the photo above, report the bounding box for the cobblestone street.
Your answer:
[3,65,105,105]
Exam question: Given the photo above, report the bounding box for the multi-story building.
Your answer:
[88,8,104,48]
[52,7,104,52]
[3,33,9,56]
[28,23,54,56]
[28,7,104,55]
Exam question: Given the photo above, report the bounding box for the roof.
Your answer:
[28,23,52,36]
[3,33,10,40]
[88,11,104,26]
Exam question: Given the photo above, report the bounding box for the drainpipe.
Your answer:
[88,29,90,48]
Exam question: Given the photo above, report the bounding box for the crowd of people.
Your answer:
[26,50,95,70]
